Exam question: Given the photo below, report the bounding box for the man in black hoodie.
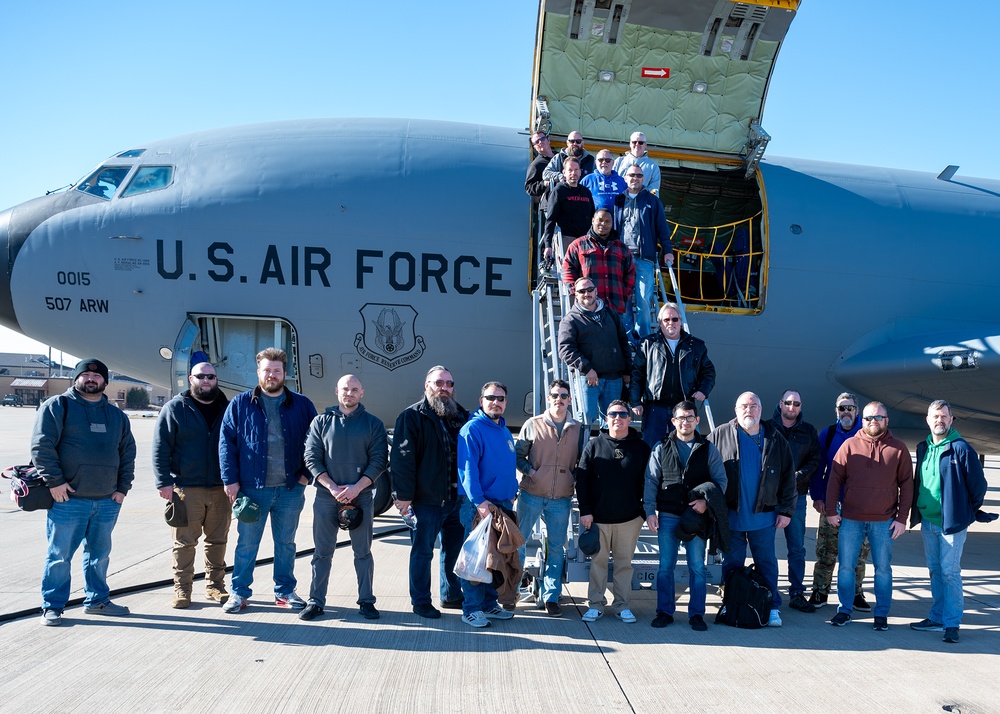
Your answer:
[766,389,821,614]
[153,362,231,609]
[576,400,650,624]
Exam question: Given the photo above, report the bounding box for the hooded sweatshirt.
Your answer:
[458,409,518,506]
[576,427,651,523]
[826,427,913,523]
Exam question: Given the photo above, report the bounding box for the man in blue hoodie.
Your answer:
[909,400,987,644]
[457,381,519,628]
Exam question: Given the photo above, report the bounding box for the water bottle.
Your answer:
[401,506,418,530]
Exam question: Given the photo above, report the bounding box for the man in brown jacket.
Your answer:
[515,379,585,617]
[825,401,913,631]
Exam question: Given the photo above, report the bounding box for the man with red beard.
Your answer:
[220,348,317,614]
[392,366,471,619]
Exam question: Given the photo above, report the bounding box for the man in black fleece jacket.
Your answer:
[576,400,650,624]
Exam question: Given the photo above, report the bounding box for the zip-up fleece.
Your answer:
[304,404,388,489]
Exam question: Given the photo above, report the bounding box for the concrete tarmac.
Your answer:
[1,407,998,713]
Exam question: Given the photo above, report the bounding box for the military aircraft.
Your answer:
[2,0,1000,453]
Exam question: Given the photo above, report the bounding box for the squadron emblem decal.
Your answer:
[355,303,425,371]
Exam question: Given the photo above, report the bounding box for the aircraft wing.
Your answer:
[533,0,800,165]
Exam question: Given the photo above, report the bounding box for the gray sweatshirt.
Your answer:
[31,388,136,499]
[304,404,388,490]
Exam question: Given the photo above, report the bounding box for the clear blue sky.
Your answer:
[1,0,997,353]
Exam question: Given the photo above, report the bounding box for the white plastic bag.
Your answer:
[453,512,493,584]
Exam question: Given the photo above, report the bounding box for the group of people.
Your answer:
[31,353,988,643]
[528,130,673,347]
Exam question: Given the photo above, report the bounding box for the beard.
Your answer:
[193,383,220,402]
[739,415,757,430]
[427,391,459,419]
[568,144,583,158]
[78,381,106,395]
[259,376,285,394]
[839,415,854,430]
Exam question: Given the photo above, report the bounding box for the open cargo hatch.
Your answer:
[531,0,802,314]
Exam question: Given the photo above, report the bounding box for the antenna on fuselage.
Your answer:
[937,165,960,181]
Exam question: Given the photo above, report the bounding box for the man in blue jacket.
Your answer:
[457,381,519,628]
[153,361,230,609]
[220,347,317,614]
[909,400,987,643]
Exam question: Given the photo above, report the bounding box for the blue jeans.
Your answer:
[42,497,122,611]
[582,376,622,427]
[459,497,513,617]
[516,492,571,603]
[656,512,708,617]
[722,525,781,609]
[837,518,894,618]
[231,484,306,599]
[408,500,464,606]
[619,259,655,344]
[921,521,967,628]
[783,494,807,596]
[641,403,675,448]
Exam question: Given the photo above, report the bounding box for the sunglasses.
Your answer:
[627,173,643,178]
[607,411,630,419]
[631,140,646,145]
[192,374,217,380]
[567,138,583,144]
[597,157,613,162]
[575,286,596,294]
[863,415,887,422]
[431,379,454,388]
[837,405,856,412]
[483,395,506,402]
[783,400,801,407]
[549,392,570,399]
[660,317,679,323]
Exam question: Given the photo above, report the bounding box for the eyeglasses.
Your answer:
[631,140,646,145]
[192,374,217,380]
[660,317,679,323]
[672,415,696,423]
[549,392,570,399]
[596,157,613,163]
[606,411,630,419]
[862,415,887,423]
[575,286,596,294]
[483,395,506,402]
[837,405,856,412]
[567,138,583,144]
[737,404,761,411]
[627,173,643,178]
[431,379,455,388]
[783,400,801,407]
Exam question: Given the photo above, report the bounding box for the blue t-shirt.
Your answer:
[581,171,627,212]
[729,427,777,532]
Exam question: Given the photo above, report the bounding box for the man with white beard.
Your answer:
[219,347,317,614]
[392,366,471,619]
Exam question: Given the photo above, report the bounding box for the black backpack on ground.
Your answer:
[715,564,771,629]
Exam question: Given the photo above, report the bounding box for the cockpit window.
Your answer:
[117,149,146,158]
[75,166,132,200]
[121,166,174,197]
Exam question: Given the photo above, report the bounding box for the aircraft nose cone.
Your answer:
[0,206,20,333]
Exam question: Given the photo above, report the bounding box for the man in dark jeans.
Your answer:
[392,366,470,618]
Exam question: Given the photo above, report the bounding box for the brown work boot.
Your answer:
[205,586,230,605]
[172,590,192,609]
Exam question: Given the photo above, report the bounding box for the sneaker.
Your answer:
[413,604,441,619]
[41,609,63,627]
[544,601,563,618]
[943,627,960,643]
[299,603,324,621]
[830,611,851,627]
[617,609,637,624]
[581,608,603,623]
[440,599,464,610]
[359,602,380,620]
[873,616,888,631]
[205,587,230,605]
[807,591,828,608]
[462,610,491,628]
[484,605,514,620]
[767,609,782,627]
[651,612,674,628]
[84,601,130,617]
[689,615,708,632]
[788,593,816,613]
[853,594,872,612]
[171,591,191,609]
[275,591,307,610]
[910,618,945,632]
[223,594,247,613]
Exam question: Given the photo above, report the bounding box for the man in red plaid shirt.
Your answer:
[563,209,636,318]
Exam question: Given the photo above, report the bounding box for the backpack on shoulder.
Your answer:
[716,564,771,629]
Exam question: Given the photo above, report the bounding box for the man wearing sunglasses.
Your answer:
[457,382,521,628]
[515,379,585,617]
[613,131,661,194]
[581,149,627,212]
[153,362,231,609]
[826,402,913,631]
[808,392,871,611]
[765,390,821,614]
[542,130,596,187]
